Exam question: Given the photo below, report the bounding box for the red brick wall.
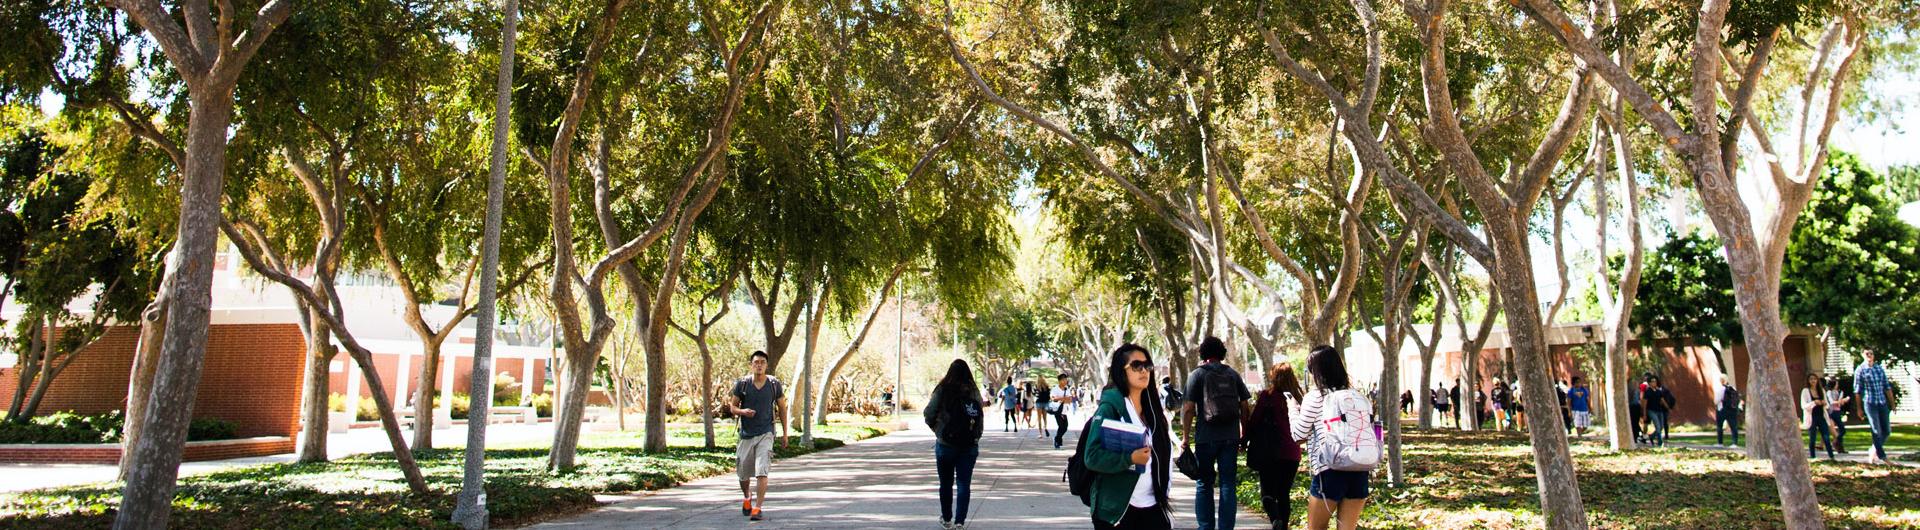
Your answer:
[0,437,294,464]
[0,324,306,437]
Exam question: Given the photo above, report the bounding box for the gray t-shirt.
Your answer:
[732,376,783,439]
[1186,362,1252,443]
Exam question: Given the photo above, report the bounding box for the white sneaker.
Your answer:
[940,521,954,530]
[954,524,967,530]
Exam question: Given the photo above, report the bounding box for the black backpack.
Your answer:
[1722,385,1742,410]
[1063,416,1098,506]
[1201,365,1242,423]
[935,398,981,446]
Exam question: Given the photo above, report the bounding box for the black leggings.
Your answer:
[1053,411,1069,447]
[1094,504,1171,530]
[1259,458,1301,528]
[1004,408,1018,431]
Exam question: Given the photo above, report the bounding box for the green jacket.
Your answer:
[1084,387,1171,525]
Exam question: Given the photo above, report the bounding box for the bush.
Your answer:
[357,398,379,422]
[449,393,471,420]
[493,373,523,406]
[528,393,554,418]
[186,418,238,441]
[0,411,238,443]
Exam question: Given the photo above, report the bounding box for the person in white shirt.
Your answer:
[1291,345,1371,530]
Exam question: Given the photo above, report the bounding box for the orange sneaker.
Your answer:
[750,507,763,521]
[742,499,752,516]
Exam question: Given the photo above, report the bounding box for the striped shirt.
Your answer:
[1292,389,1330,475]
[1855,364,1890,405]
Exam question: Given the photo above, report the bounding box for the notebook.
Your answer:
[1100,420,1149,474]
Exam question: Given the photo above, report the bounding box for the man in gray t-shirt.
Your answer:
[729,351,787,521]
[1181,337,1253,530]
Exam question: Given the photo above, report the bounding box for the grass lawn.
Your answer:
[1237,429,1920,529]
[0,423,887,529]
[1668,423,1920,454]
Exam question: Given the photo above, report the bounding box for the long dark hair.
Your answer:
[1305,344,1350,391]
[1103,343,1172,500]
[936,359,979,408]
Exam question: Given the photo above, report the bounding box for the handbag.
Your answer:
[1175,443,1209,481]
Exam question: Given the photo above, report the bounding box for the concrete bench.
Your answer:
[492,406,538,425]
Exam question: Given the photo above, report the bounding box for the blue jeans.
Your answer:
[935,442,978,524]
[1646,410,1670,446]
[1866,402,1892,461]
[1193,441,1239,530]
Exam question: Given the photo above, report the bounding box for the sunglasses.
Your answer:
[1127,360,1154,372]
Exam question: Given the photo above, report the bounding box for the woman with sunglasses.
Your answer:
[1083,343,1175,529]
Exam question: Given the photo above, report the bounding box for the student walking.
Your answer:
[1244,362,1304,530]
[1714,376,1742,447]
[1449,381,1462,429]
[729,351,789,522]
[1182,337,1253,530]
[1490,380,1511,431]
[925,360,987,530]
[1803,373,1836,460]
[1000,378,1020,433]
[1085,343,1175,530]
[1642,375,1675,447]
[1036,377,1054,440]
[1629,378,1647,444]
[1292,345,1374,530]
[1567,377,1592,438]
[1856,349,1894,465]
[1051,373,1074,449]
[1825,376,1851,453]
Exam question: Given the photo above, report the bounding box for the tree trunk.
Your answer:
[799,287,828,446]
[815,267,906,425]
[548,349,598,471]
[7,321,46,421]
[700,339,715,449]
[411,340,443,449]
[1490,236,1589,529]
[115,90,240,530]
[295,309,336,463]
[119,294,169,479]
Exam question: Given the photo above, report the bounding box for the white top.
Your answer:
[1799,388,1819,429]
[1292,389,1329,475]
[1824,389,1846,412]
[1122,398,1157,508]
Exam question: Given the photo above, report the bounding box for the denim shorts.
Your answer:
[1308,470,1370,502]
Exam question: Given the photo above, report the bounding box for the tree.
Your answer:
[1633,232,1742,379]
[1515,0,1884,525]
[527,0,783,465]
[106,1,296,526]
[1783,151,1920,354]
[0,129,156,422]
[1259,0,1600,523]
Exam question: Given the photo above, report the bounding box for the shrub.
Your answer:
[449,393,471,420]
[493,373,523,406]
[0,411,238,443]
[186,418,238,441]
[357,398,379,422]
[528,393,554,417]
[328,393,348,413]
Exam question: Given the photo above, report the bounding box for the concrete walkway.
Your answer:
[532,414,1270,529]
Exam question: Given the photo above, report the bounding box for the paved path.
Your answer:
[532,413,1270,529]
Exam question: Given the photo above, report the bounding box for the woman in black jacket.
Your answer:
[924,360,986,529]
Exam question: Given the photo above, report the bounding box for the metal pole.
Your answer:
[893,287,903,418]
[452,0,516,526]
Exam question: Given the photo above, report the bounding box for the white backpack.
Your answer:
[1312,389,1382,472]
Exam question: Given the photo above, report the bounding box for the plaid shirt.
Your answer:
[1855,363,1890,405]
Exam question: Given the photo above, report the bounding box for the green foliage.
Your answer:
[0,424,887,529]
[1784,153,1920,359]
[1632,231,1742,347]
[1888,165,1920,205]
[527,393,555,418]
[1837,298,1920,365]
[0,411,236,443]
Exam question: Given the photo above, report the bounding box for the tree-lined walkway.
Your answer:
[534,415,1267,529]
